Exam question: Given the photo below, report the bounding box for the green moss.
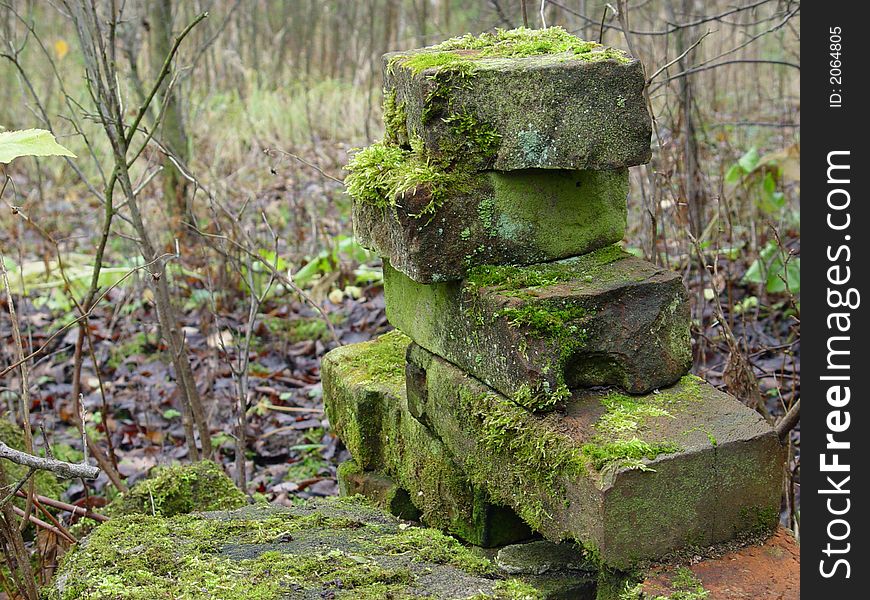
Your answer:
[648,567,709,600]
[458,388,586,530]
[498,302,590,345]
[442,111,501,158]
[374,527,496,576]
[488,579,545,599]
[344,140,471,217]
[104,460,247,518]
[333,329,410,390]
[580,438,682,473]
[579,376,705,474]
[466,244,629,291]
[49,499,529,599]
[495,300,592,410]
[391,27,629,76]
[383,89,407,145]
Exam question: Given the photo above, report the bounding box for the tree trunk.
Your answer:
[150,0,190,231]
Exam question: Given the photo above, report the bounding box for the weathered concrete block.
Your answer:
[407,343,784,568]
[354,169,628,283]
[322,331,531,547]
[384,28,651,171]
[385,246,691,406]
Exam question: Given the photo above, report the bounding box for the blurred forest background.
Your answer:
[0,0,799,592]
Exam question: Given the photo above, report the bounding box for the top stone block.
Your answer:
[384,27,652,171]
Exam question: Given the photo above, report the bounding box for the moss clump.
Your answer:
[344,139,471,216]
[580,438,682,473]
[49,498,530,600]
[104,460,247,518]
[392,27,630,76]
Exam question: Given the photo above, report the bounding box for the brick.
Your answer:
[384,37,651,171]
[385,246,691,405]
[406,343,784,568]
[354,169,627,283]
[322,331,531,547]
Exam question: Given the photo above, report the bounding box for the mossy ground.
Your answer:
[48,497,537,600]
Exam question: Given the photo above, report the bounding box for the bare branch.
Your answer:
[0,443,99,480]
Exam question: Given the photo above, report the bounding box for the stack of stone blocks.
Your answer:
[324,28,783,570]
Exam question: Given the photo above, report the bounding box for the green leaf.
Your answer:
[0,129,76,163]
[163,409,182,420]
[737,147,760,173]
[724,164,744,184]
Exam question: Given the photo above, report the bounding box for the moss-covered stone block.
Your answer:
[47,497,546,599]
[384,28,651,171]
[407,344,784,569]
[322,332,531,547]
[354,169,627,283]
[337,459,421,521]
[385,246,692,406]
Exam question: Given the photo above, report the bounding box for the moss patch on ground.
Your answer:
[48,497,537,600]
[104,460,247,518]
